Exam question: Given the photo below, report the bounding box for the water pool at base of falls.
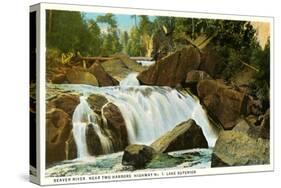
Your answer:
[46,148,212,177]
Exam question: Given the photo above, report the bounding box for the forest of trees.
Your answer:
[46,10,270,106]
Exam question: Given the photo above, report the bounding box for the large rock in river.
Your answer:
[211,130,269,167]
[87,93,108,115]
[101,53,144,81]
[102,102,128,151]
[137,45,201,87]
[197,79,248,130]
[66,69,98,86]
[151,119,208,153]
[46,108,72,165]
[88,63,119,86]
[122,144,157,169]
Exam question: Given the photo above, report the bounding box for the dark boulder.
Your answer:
[122,144,157,169]
[197,80,248,130]
[137,45,201,87]
[65,132,77,160]
[102,102,128,151]
[151,119,208,153]
[88,63,119,86]
[86,124,104,156]
[185,70,212,84]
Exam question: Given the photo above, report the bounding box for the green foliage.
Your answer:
[126,27,142,56]
[252,40,270,109]
[96,13,117,28]
[46,10,90,54]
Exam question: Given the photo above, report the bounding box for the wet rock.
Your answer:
[88,63,119,86]
[137,45,201,87]
[151,119,208,153]
[211,130,269,167]
[65,132,77,160]
[86,124,104,156]
[50,93,80,116]
[122,144,157,169]
[87,94,108,115]
[101,53,144,81]
[46,108,72,165]
[197,80,248,130]
[66,69,98,86]
[102,102,128,151]
[112,53,144,73]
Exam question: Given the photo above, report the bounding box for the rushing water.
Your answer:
[46,148,212,177]
[54,73,218,150]
[72,96,113,158]
[136,60,155,67]
[47,72,219,176]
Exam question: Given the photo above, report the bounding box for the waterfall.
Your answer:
[119,73,140,87]
[54,83,218,150]
[72,96,113,158]
[104,86,218,147]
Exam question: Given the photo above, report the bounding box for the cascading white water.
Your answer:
[119,73,140,87]
[136,60,155,67]
[72,96,113,158]
[55,75,218,150]
[103,86,218,147]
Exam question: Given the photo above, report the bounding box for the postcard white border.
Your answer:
[31,2,274,185]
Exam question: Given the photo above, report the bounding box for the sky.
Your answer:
[83,12,155,32]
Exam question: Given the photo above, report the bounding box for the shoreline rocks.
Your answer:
[197,79,248,130]
[211,130,269,167]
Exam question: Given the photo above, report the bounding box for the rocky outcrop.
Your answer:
[112,53,144,73]
[197,80,248,130]
[185,70,212,84]
[65,132,77,160]
[87,94,108,115]
[101,53,144,81]
[66,69,98,86]
[122,144,157,169]
[46,108,72,165]
[50,93,80,116]
[137,45,201,87]
[86,124,104,156]
[88,63,119,86]
[211,130,269,167]
[102,102,128,151]
[151,119,208,153]
[233,110,270,140]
